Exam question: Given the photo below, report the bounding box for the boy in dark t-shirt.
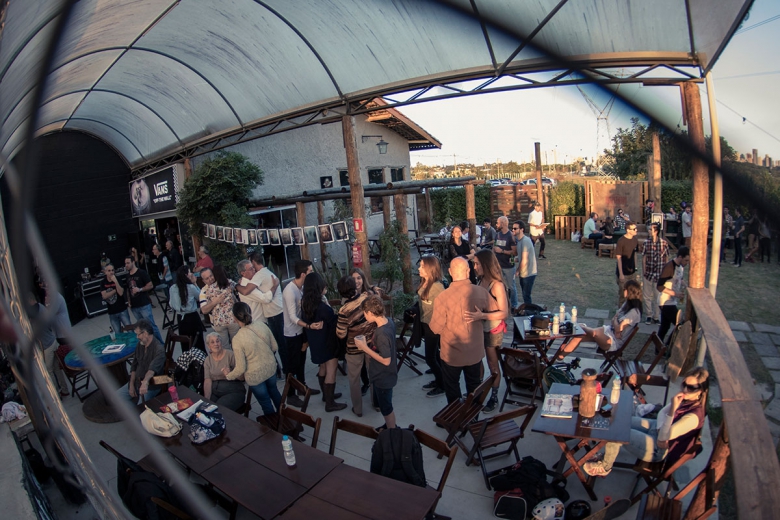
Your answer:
[355,295,397,432]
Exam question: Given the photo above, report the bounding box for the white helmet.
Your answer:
[532,498,565,520]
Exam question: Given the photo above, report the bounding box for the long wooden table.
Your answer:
[532,383,632,501]
[145,386,439,519]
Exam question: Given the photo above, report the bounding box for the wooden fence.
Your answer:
[554,215,586,240]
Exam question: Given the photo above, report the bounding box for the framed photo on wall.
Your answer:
[291,227,305,245]
[268,229,280,246]
[318,224,334,243]
[248,229,258,246]
[304,226,319,244]
[202,223,209,236]
[224,227,234,243]
[216,226,224,241]
[258,229,270,245]
[332,221,348,241]
[279,228,293,246]
[208,224,216,239]
[234,228,244,244]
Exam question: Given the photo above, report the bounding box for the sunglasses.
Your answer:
[682,382,702,392]
[512,227,520,230]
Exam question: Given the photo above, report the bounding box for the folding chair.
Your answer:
[235,386,253,417]
[498,347,542,411]
[432,372,497,454]
[465,404,537,489]
[328,415,379,455]
[154,288,176,331]
[278,404,322,447]
[163,328,192,376]
[629,322,693,406]
[615,332,667,403]
[413,237,436,263]
[396,321,423,376]
[56,345,97,402]
[599,324,639,373]
[410,426,458,519]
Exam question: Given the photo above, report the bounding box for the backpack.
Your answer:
[117,457,182,520]
[369,428,426,488]
[542,366,574,393]
[490,456,569,516]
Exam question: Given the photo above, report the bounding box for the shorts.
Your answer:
[603,326,619,352]
[484,330,504,348]
[374,386,394,416]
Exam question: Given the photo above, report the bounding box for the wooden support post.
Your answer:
[424,188,433,233]
[343,115,371,284]
[183,158,201,254]
[686,422,730,519]
[534,142,544,215]
[651,131,662,212]
[465,183,476,247]
[683,82,708,289]
[394,193,412,293]
[295,201,309,261]
[317,201,327,271]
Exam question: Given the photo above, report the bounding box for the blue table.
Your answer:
[64,332,137,385]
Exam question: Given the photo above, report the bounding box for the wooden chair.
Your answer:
[120,323,136,332]
[615,332,667,403]
[432,372,497,454]
[163,329,193,376]
[465,404,537,489]
[629,321,693,406]
[55,345,97,402]
[599,324,639,373]
[235,386,253,417]
[278,404,322,447]
[498,347,542,412]
[258,374,312,435]
[396,321,424,376]
[328,415,379,455]
[410,426,458,519]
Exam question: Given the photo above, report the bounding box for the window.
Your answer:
[368,169,384,213]
[339,170,349,187]
[390,167,404,182]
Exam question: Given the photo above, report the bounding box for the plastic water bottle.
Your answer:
[611,378,621,405]
[559,302,565,323]
[552,315,560,335]
[571,306,578,324]
[109,326,115,341]
[282,435,296,467]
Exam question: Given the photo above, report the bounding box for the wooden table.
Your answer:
[513,315,585,366]
[146,386,438,519]
[532,383,633,501]
[65,332,138,423]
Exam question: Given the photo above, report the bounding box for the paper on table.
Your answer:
[102,343,126,354]
[177,399,203,421]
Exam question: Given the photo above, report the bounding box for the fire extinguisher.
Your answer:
[352,242,363,268]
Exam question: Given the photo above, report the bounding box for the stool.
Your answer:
[581,238,595,249]
[598,243,616,258]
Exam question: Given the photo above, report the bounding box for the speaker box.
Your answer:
[82,292,107,317]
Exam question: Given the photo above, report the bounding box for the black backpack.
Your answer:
[117,457,183,520]
[489,456,569,511]
[370,428,426,488]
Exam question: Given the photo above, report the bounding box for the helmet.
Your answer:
[532,498,565,520]
[565,500,592,520]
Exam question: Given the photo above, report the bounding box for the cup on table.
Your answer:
[595,394,604,413]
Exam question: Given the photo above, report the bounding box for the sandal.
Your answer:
[583,460,612,477]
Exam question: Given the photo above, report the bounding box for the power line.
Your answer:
[735,14,780,34]
[704,86,780,144]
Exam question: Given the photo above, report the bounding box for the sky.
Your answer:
[400,0,780,168]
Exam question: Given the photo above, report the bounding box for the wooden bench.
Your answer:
[581,238,595,249]
[598,243,616,257]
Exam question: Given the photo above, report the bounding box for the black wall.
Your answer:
[4,131,136,323]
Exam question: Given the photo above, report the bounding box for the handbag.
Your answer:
[187,405,226,444]
[140,406,182,437]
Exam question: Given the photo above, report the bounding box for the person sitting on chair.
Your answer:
[583,367,709,476]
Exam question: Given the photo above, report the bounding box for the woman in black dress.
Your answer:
[448,225,476,282]
[301,272,347,412]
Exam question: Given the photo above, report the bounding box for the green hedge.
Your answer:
[430,185,490,229]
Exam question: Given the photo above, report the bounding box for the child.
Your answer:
[355,295,397,432]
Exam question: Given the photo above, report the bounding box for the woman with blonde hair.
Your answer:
[464,249,509,412]
[417,256,446,397]
[585,367,709,476]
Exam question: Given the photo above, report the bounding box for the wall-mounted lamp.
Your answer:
[361,135,388,154]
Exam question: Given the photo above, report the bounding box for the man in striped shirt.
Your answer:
[642,223,668,325]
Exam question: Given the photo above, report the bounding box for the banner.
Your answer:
[130,165,180,217]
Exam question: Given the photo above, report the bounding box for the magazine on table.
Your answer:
[541,393,573,418]
[102,343,126,354]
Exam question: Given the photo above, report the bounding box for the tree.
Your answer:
[177,151,263,274]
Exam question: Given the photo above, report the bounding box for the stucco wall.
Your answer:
[190,115,418,266]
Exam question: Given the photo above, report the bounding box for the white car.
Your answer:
[523,177,557,187]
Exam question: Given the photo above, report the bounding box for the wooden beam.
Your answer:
[465,183,476,247]
[683,82,708,289]
[534,142,544,215]
[394,193,412,293]
[295,201,309,261]
[317,201,327,271]
[343,115,370,284]
[651,131,662,212]
[424,188,433,233]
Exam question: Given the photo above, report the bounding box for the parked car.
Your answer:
[523,177,557,187]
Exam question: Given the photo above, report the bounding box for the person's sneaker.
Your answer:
[483,396,498,413]
[645,317,652,325]
[286,394,305,408]
[539,254,547,259]
[425,369,433,375]
[583,460,612,477]
[422,380,438,390]
[361,384,370,396]
[426,387,445,398]
[653,318,661,324]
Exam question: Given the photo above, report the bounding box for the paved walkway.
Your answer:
[552,309,780,447]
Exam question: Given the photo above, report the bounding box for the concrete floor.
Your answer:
[43,305,712,520]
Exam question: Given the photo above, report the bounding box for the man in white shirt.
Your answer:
[681,205,693,246]
[513,221,538,304]
[281,260,327,406]
[528,202,547,259]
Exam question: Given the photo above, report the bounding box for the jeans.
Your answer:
[130,304,163,343]
[734,235,743,266]
[250,374,282,416]
[642,277,661,321]
[109,309,132,335]
[501,267,519,309]
[518,275,536,305]
[213,322,240,349]
[440,360,483,404]
[603,416,666,467]
[422,323,443,388]
[118,382,161,405]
